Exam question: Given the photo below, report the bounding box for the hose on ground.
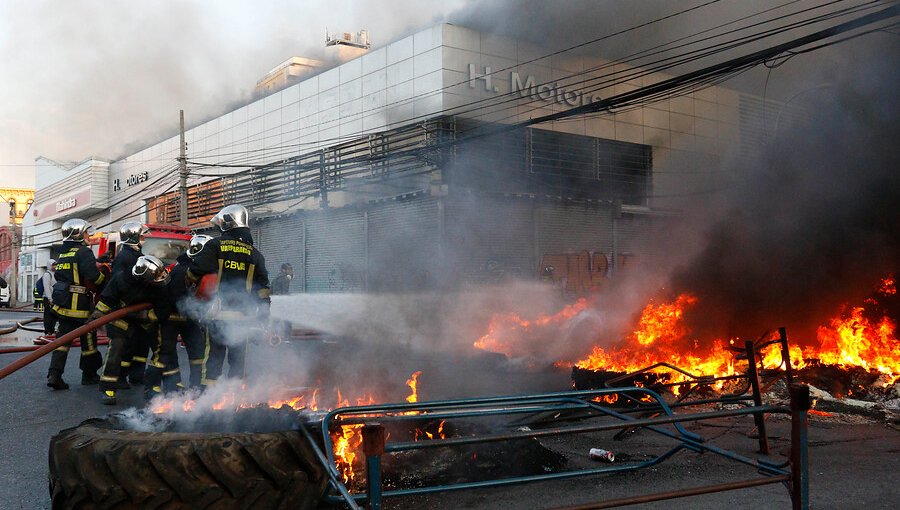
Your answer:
[0,303,151,380]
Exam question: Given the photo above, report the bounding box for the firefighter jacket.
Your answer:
[187,227,271,310]
[94,270,172,333]
[167,252,192,321]
[51,240,106,319]
[112,244,142,276]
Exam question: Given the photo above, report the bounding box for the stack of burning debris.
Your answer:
[468,273,898,426]
[557,276,900,427]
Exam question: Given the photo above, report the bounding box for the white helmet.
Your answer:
[132,255,170,285]
[119,221,148,247]
[187,234,214,259]
[211,205,249,231]
[61,219,93,243]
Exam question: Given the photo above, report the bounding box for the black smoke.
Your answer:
[670,35,900,344]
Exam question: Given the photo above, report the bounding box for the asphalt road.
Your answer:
[0,308,898,509]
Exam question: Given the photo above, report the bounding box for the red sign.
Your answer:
[35,188,92,221]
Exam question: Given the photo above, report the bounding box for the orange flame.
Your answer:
[815,306,898,375]
[333,423,364,483]
[575,293,738,383]
[406,371,423,403]
[472,275,898,390]
[474,298,591,357]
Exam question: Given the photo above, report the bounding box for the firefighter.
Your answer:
[152,235,211,391]
[47,219,106,390]
[91,255,171,405]
[187,205,270,387]
[113,221,151,387]
[40,260,58,336]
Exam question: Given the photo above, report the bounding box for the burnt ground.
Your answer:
[0,309,898,509]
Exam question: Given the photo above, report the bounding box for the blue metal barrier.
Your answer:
[303,384,809,509]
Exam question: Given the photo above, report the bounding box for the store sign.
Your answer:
[114,171,149,192]
[34,187,92,221]
[469,64,602,107]
[55,197,77,213]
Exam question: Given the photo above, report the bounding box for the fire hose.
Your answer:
[0,316,46,335]
[0,303,151,381]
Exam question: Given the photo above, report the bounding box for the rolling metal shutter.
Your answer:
[535,202,615,256]
[255,214,306,292]
[304,208,366,292]
[366,196,440,291]
[444,194,535,284]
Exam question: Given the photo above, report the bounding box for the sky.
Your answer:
[0,0,465,188]
[1,0,895,189]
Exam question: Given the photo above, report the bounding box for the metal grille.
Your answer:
[366,197,440,291]
[255,214,306,293]
[444,195,535,284]
[304,209,366,292]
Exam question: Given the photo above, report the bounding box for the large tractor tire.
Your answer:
[48,417,328,510]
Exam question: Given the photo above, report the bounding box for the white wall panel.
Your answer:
[319,68,340,90]
[386,35,414,64]
[362,69,387,95]
[339,79,362,104]
[362,46,387,75]
[340,58,362,83]
[386,59,414,87]
[413,24,442,54]
[413,47,442,76]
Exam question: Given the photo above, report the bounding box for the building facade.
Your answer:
[23,24,777,295]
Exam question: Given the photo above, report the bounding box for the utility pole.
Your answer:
[9,227,18,308]
[179,110,188,226]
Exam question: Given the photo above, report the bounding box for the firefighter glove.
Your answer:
[257,300,271,321]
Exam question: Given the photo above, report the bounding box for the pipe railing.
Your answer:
[310,384,809,509]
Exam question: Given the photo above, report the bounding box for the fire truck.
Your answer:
[89,223,192,266]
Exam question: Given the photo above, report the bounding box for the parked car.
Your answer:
[0,282,9,307]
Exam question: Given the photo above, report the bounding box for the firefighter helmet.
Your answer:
[211,204,249,231]
[61,219,93,243]
[187,234,214,259]
[119,221,148,247]
[132,255,170,284]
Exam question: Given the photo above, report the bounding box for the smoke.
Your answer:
[0,0,464,185]
[665,34,900,344]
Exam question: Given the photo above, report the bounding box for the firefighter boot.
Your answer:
[128,364,146,386]
[101,390,117,405]
[144,385,163,401]
[46,371,69,390]
[81,372,100,386]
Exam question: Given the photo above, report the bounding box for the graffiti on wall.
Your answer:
[538,251,638,295]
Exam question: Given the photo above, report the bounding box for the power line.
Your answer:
[182,0,877,169]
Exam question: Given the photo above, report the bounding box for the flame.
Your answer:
[815,306,898,375]
[575,293,739,384]
[333,423,364,484]
[414,419,447,441]
[147,379,412,487]
[474,298,591,357]
[406,371,422,403]
[471,275,898,391]
[634,294,697,346]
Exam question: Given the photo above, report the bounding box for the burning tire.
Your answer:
[48,415,327,510]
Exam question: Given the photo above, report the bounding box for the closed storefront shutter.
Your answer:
[367,196,440,291]
[444,194,535,284]
[613,212,675,273]
[536,202,615,256]
[304,208,366,292]
[535,202,616,293]
[256,214,306,291]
